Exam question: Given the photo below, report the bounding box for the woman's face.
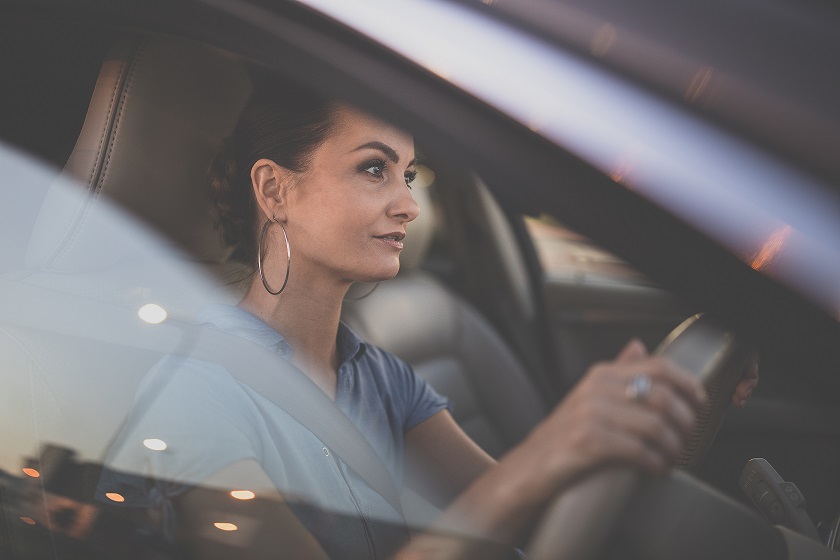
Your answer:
[281,104,420,287]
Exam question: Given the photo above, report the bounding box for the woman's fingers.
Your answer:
[587,424,671,476]
[592,357,706,423]
[643,357,708,409]
[568,355,708,472]
[605,402,685,464]
[625,379,697,439]
[614,338,648,364]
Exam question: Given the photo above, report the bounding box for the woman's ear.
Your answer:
[251,158,293,221]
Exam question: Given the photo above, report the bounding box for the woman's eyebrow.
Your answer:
[352,141,415,166]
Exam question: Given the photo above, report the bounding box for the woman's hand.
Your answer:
[513,339,707,499]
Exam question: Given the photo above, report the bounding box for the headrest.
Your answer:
[26,34,252,272]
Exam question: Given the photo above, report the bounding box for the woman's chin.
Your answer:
[361,269,399,283]
[350,261,400,284]
[363,259,401,281]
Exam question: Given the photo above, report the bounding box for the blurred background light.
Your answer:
[230,490,255,500]
[143,438,167,451]
[138,303,167,324]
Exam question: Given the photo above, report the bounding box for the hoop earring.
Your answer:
[344,282,380,301]
[258,219,291,295]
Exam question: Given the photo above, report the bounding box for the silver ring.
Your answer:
[626,374,652,403]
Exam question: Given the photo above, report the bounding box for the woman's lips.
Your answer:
[374,233,405,250]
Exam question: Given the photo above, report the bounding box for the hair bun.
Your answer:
[208,136,255,264]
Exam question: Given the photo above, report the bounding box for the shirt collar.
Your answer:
[336,321,367,363]
[197,304,366,364]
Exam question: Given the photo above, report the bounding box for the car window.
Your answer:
[4,3,840,558]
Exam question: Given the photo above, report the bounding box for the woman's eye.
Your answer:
[362,160,386,178]
[404,170,417,188]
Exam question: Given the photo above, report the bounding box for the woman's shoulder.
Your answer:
[339,322,413,377]
[340,323,448,405]
[141,353,248,400]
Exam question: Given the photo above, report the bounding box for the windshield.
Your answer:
[302,0,840,317]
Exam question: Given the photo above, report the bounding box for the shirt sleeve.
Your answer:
[381,351,452,432]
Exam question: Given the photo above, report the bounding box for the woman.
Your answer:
[100,77,758,559]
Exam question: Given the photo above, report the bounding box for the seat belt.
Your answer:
[0,281,403,515]
[183,324,404,515]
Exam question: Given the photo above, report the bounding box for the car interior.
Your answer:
[49,31,554,456]
[2,14,840,559]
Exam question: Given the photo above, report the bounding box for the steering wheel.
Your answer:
[527,314,753,560]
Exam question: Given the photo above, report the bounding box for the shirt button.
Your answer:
[322,447,330,457]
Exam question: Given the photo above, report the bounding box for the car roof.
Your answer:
[475,0,840,187]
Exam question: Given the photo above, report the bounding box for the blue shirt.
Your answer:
[97,304,450,559]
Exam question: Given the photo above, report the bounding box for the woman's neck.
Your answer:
[239,274,348,400]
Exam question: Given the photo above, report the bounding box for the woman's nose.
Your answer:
[390,185,421,223]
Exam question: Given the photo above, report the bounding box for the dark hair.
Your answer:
[208,77,338,264]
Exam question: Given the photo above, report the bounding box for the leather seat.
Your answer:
[56,34,253,295]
